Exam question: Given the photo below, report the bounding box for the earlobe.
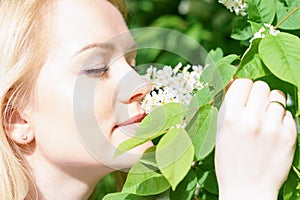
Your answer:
[7,124,35,145]
[4,108,35,145]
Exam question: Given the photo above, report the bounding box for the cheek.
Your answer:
[31,69,103,165]
[32,75,82,161]
[94,81,115,127]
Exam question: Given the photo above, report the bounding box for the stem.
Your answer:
[274,6,300,29]
[297,89,300,117]
[293,166,300,179]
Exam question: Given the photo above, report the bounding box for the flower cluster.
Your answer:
[250,23,280,42]
[141,63,206,114]
[218,0,248,16]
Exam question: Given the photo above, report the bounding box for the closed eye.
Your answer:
[81,66,110,79]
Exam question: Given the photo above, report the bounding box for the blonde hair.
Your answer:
[0,0,127,199]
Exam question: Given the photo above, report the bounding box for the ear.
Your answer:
[4,107,34,145]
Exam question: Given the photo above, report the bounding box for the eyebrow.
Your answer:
[73,41,137,57]
[73,42,114,57]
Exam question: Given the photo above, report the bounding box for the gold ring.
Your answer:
[269,100,286,109]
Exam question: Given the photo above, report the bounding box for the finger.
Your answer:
[245,81,270,114]
[283,111,297,135]
[223,78,253,109]
[266,90,286,124]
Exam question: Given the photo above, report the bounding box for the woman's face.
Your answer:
[29,0,152,172]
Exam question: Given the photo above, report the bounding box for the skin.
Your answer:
[6,0,296,199]
[216,79,297,200]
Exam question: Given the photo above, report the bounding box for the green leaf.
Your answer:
[216,64,237,86]
[249,21,263,34]
[215,54,240,66]
[202,171,219,195]
[197,151,215,172]
[276,1,300,30]
[293,134,300,170]
[283,169,300,200]
[259,32,300,114]
[203,52,237,94]
[205,48,224,66]
[247,0,276,23]
[156,128,194,190]
[185,105,218,160]
[200,63,237,96]
[188,87,213,110]
[122,147,170,195]
[115,103,189,158]
[170,170,197,200]
[231,16,252,40]
[102,192,146,200]
[235,38,271,79]
[150,190,171,199]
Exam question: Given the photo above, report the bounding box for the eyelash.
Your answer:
[82,66,110,79]
[82,61,138,79]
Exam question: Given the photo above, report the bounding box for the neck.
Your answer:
[25,155,112,200]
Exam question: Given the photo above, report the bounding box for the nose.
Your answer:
[114,60,152,104]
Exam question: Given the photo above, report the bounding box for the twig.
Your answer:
[274,6,300,30]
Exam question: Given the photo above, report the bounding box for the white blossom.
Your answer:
[250,24,280,43]
[264,23,280,36]
[141,63,206,114]
[219,0,248,16]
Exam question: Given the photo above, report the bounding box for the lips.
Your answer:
[112,113,146,137]
[115,113,146,128]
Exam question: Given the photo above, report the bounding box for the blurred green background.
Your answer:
[126,0,247,70]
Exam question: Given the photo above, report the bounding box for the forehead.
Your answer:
[49,0,130,57]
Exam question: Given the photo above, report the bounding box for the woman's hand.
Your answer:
[215,78,297,200]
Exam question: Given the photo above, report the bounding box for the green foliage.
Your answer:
[103,192,146,200]
[185,105,217,160]
[247,0,276,23]
[236,38,271,79]
[156,128,194,190]
[169,170,197,200]
[122,147,170,195]
[276,0,300,30]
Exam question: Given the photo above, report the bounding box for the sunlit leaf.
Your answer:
[259,32,300,114]
[249,21,263,34]
[276,1,300,30]
[215,55,239,67]
[205,48,224,66]
[247,0,276,23]
[185,105,218,160]
[200,63,237,97]
[188,87,213,110]
[156,128,194,190]
[236,38,271,79]
[122,147,170,195]
[102,192,145,200]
